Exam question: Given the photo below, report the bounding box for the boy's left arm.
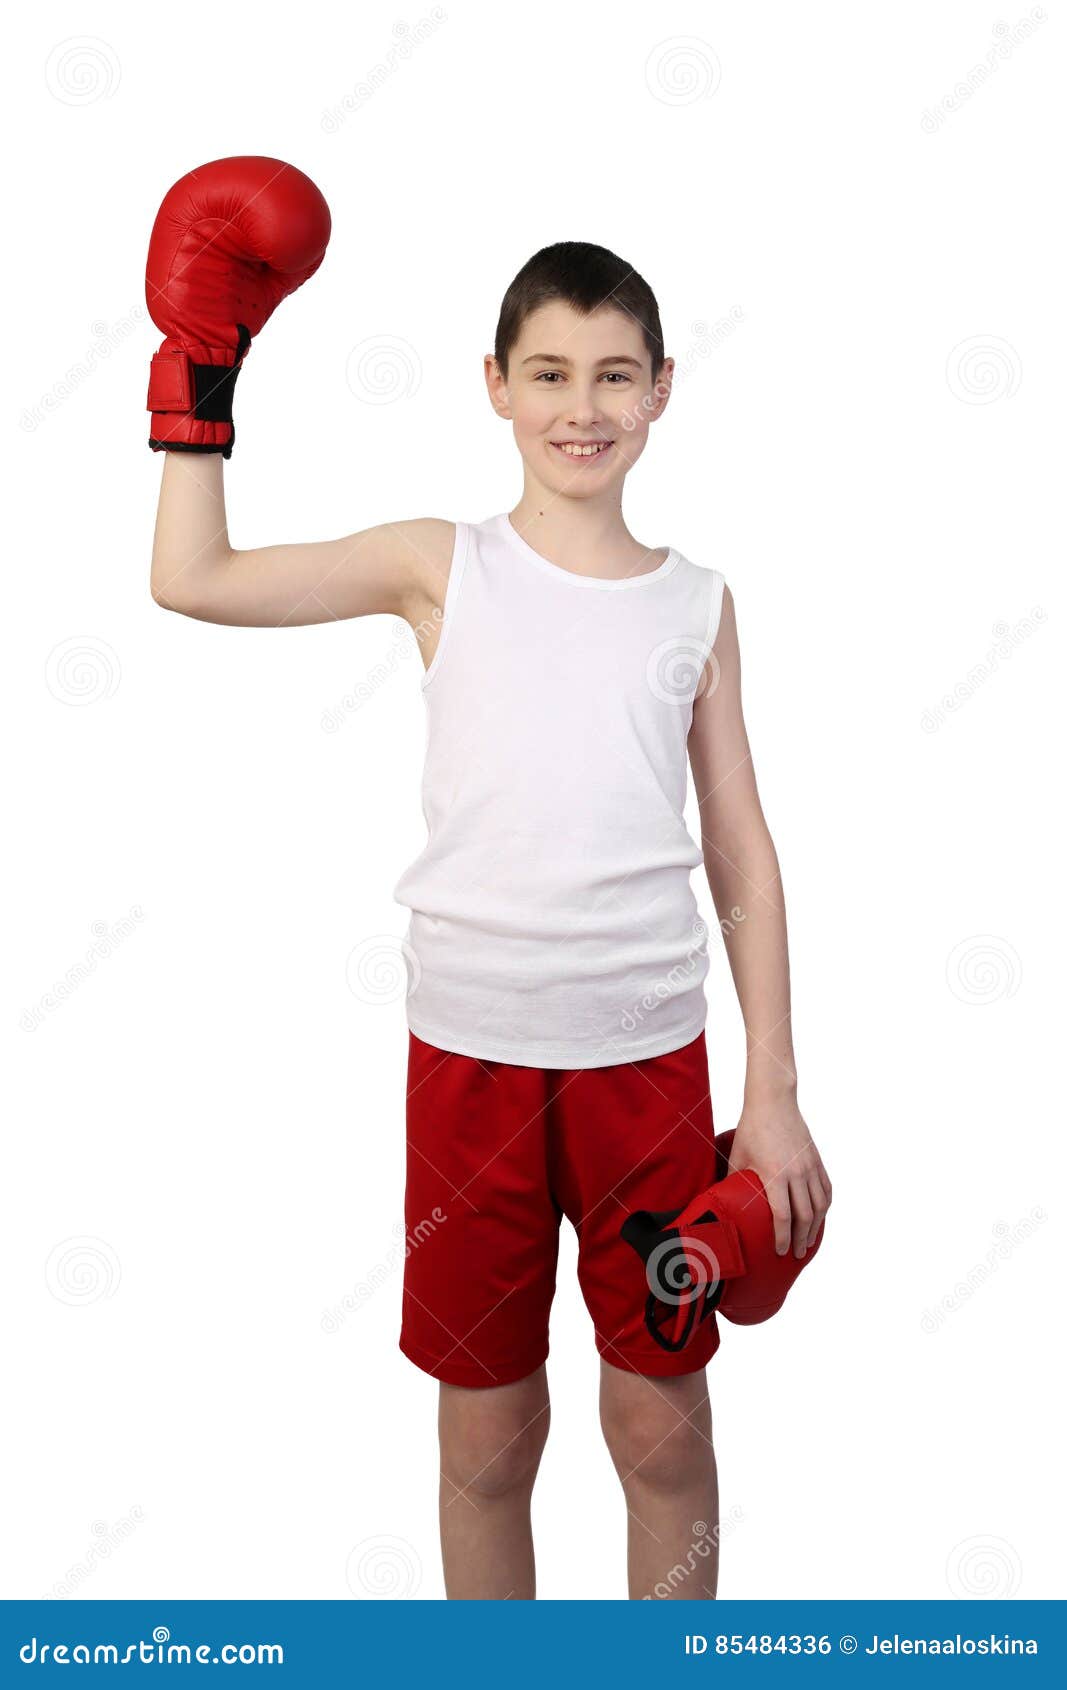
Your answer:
[687,585,832,1260]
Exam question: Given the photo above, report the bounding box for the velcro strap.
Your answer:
[191,358,241,425]
[146,351,242,423]
[686,1216,746,1281]
[147,350,193,413]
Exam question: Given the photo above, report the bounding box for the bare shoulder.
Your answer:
[689,581,757,800]
[689,582,741,762]
[714,582,738,664]
[694,580,738,706]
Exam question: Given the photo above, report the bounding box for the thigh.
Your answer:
[551,1033,721,1377]
[400,1033,560,1388]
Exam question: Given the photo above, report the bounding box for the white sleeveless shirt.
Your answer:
[392,513,726,1068]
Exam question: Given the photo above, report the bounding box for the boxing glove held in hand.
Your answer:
[620,1127,825,1350]
[145,156,331,456]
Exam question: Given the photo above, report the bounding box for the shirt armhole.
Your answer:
[421,520,470,690]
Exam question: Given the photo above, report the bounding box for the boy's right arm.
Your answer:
[150,453,452,631]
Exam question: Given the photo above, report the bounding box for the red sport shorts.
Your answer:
[400,1028,721,1387]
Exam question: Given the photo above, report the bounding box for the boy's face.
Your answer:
[485,301,672,501]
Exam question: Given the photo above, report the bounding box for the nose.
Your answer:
[566,385,602,429]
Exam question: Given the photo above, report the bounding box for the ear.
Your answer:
[646,356,675,423]
[484,352,513,420]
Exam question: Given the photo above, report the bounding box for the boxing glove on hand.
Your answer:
[145,156,331,457]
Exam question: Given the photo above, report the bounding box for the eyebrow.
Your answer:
[520,353,645,369]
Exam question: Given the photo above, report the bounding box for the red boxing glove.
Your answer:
[620,1127,825,1352]
[145,155,331,457]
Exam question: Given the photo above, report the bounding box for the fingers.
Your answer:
[768,1180,792,1257]
[787,1176,815,1259]
[818,1157,833,1210]
[783,1169,833,1259]
[804,1172,828,1252]
[745,1147,833,1258]
[793,1164,832,1254]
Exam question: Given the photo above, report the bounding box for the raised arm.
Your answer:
[687,586,832,1259]
[150,452,453,629]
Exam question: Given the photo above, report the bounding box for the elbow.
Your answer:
[151,550,234,621]
[150,584,182,615]
[150,566,194,616]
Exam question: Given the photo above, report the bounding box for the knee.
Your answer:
[602,1395,710,1494]
[440,1397,550,1501]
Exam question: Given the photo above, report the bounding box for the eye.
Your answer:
[601,371,633,383]
[535,370,564,382]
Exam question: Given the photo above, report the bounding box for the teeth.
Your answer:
[556,442,609,456]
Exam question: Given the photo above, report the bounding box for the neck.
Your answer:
[509,486,636,571]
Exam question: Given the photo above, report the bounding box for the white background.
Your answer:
[5,0,1062,1602]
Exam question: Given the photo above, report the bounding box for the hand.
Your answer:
[728,1097,831,1260]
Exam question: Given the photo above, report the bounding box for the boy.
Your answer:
[148,168,831,1599]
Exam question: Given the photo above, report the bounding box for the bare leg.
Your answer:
[437,1365,551,1599]
[599,1358,719,1600]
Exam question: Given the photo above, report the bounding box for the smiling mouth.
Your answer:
[550,440,613,460]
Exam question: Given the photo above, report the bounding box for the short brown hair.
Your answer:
[494,242,664,379]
